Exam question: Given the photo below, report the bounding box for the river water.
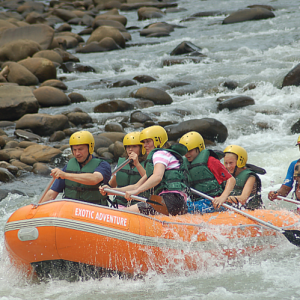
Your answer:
[1,0,300,298]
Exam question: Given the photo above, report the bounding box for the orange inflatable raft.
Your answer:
[4,199,300,278]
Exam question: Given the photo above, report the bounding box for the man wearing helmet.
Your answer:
[40,130,111,205]
[224,145,264,210]
[100,125,189,216]
[109,131,147,208]
[268,135,300,202]
[179,131,235,213]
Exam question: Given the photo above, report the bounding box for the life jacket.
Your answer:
[230,168,263,210]
[144,144,189,197]
[113,157,145,207]
[186,149,224,201]
[64,157,108,206]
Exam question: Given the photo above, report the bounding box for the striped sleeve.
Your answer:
[152,150,180,169]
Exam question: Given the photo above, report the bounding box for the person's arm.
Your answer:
[213,176,236,208]
[227,176,256,206]
[51,167,103,185]
[39,189,59,203]
[125,163,165,199]
[129,152,146,178]
[268,184,292,201]
[108,175,117,188]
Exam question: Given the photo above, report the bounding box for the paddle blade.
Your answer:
[148,195,169,216]
[283,230,300,247]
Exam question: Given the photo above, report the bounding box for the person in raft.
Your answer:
[179,131,235,214]
[40,130,111,205]
[223,145,264,210]
[268,135,300,201]
[100,125,189,216]
[109,131,147,208]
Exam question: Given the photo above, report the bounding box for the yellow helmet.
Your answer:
[69,131,94,154]
[139,125,168,148]
[179,131,205,152]
[295,135,300,146]
[224,145,247,168]
[123,132,145,155]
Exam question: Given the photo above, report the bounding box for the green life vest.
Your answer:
[64,157,108,206]
[144,146,189,197]
[113,157,145,207]
[230,168,263,210]
[186,149,224,201]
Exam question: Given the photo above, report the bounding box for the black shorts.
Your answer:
[137,192,188,216]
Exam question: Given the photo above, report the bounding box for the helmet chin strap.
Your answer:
[81,153,91,166]
[232,166,238,177]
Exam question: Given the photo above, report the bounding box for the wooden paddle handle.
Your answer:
[38,177,55,203]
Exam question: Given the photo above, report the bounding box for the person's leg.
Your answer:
[162,193,187,216]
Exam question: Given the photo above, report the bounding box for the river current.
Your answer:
[1,0,300,298]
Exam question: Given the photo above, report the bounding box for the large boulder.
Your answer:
[33,50,63,64]
[94,11,127,27]
[165,118,228,143]
[18,57,57,82]
[2,62,39,86]
[0,39,41,62]
[282,63,300,88]
[0,24,54,50]
[222,7,275,24]
[51,9,78,22]
[0,86,39,121]
[137,7,165,20]
[94,100,134,112]
[217,96,255,111]
[33,86,71,107]
[86,25,126,48]
[133,87,173,105]
[76,38,121,53]
[15,113,70,136]
[20,144,62,164]
[170,41,203,56]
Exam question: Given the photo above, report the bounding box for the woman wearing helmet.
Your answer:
[179,131,235,213]
[108,132,147,208]
[101,125,189,216]
[40,130,111,205]
[224,145,263,210]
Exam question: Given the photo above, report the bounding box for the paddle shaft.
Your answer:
[190,188,284,233]
[278,196,300,205]
[104,187,148,203]
[111,159,132,178]
[38,177,55,203]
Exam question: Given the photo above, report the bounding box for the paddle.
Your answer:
[103,187,169,216]
[190,188,300,247]
[110,159,133,178]
[38,177,55,203]
[277,196,300,205]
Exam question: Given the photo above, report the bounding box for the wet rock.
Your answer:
[282,63,300,88]
[291,119,300,134]
[165,118,228,143]
[40,79,68,90]
[121,2,177,11]
[112,79,137,87]
[133,99,155,109]
[14,129,42,142]
[221,80,238,90]
[4,141,19,148]
[32,162,51,175]
[0,150,9,161]
[0,148,23,161]
[25,12,47,24]
[170,41,203,56]
[247,5,275,11]
[49,131,66,142]
[87,25,126,48]
[113,140,125,158]
[130,110,152,123]
[138,7,165,20]
[94,100,134,113]
[242,83,257,91]
[0,86,39,121]
[2,62,39,86]
[133,87,172,105]
[19,141,38,148]
[76,37,122,53]
[66,112,92,125]
[33,50,64,65]
[17,1,45,14]
[162,57,204,66]
[0,39,41,62]
[15,113,70,136]
[68,92,87,103]
[20,144,62,164]
[0,161,19,176]
[52,8,78,22]
[190,10,223,17]
[53,48,80,62]
[94,11,127,26]
[167,81,190,88]
[165,8,187,13]
[78,27,94,35]
[0,136,5,149]
[0,167,14,182]
[92,19,127,32]
[0,24,55,50]
[98,132,126,143]
[94,136,114,151]
[217,96,255,111]
[105,122,124,132]
[33,86,71,107]
[133,75,156,83]
[10,159,33,171]
[60,62,95,73]
[18,57,57,83]
[55,23,72,32]
[222,7,275,24]
[54,35,79,49]
[170,85,200,96]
